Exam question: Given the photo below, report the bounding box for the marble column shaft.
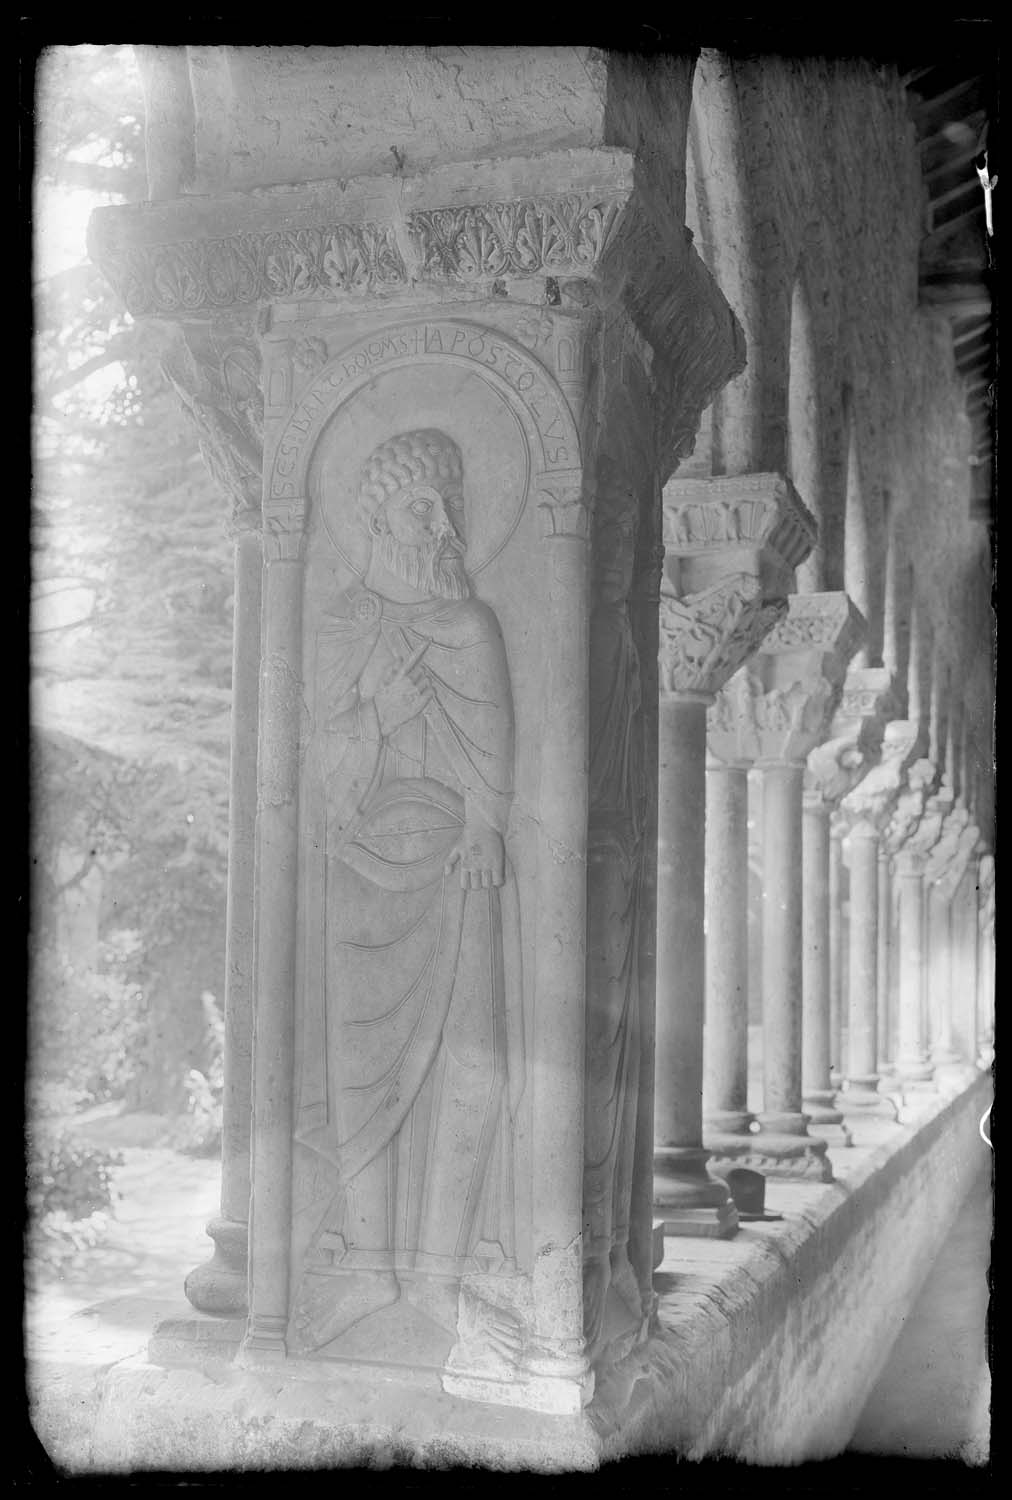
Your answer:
[844,823,881,1100]
[704,761,751,1134]
[185,522,260,1316]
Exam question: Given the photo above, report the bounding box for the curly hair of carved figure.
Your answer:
[358,428,466,535]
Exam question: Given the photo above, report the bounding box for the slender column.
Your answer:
[894,850,933,1082]
[654,694,737,1235]
[703,761,752,1142]
[876,848,894,1072]
[656,473,817,1224]
[843,822,881,1104]
[755,761,833,1176]
[241,503,304,1361]
[828,825,844,1087]
[185,519,261,1316]
[528,492,592,1387]
[927,883,958,1064]
[801,795,846,1127]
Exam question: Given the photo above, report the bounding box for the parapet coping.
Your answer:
[27,1070,992,1474]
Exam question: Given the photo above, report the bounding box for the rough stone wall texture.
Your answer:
[683,52,991,789]
[183,46,688,223]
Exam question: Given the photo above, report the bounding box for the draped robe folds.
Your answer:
[294,584,524,1295]
[583,597,644,1279]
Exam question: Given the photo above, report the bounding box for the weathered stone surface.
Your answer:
[33,1075,990,1472]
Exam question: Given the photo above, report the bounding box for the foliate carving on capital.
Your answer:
[407,195,623,282]
[161,332,264,533]
[761,592,866,661]
[804,731,866,813]
[662,472,816,572]
[262,498,306,562]
[537,476,589,541]
[707,664,837,769]
[834,717,918,831]
[93,221,409,317]
[882,758,938,856]
[658,575,787,697]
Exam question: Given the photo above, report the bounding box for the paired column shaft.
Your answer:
[844,825,880,1102]
[801,800,844,1125]
[703,763,751,1136]
[654,696,737,1235]
[895,854,934,1082]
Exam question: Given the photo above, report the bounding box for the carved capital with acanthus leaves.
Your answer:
[659,473,816,704]
[662,471,816,589]
[831,708,917,833]
[262,497,306,563]
[882,756,938,857]
[708,592,865,769]
[658,576,787,699]
[538,475,589,542]
[923,802,972,887]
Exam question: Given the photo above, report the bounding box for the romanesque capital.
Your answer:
[709,593,865,769]
[833,707,916,834]
[882,753,937,857]
[978,853,995,935]
[659,474,816,704]
[662,472,816,591]
[160,319,264,533]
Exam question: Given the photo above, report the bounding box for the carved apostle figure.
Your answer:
[291,429,524,1358]
[583,460,647,1358]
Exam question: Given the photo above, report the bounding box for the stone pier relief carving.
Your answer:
[291,425,525,1370]
[276,317,582,1393]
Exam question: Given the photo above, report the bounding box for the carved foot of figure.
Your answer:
[288,1269,401,1356]
[183,1216,248,1317]
[448,1281,525,1377]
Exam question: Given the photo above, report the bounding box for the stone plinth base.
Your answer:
[84,1352,606,1473]
[653,1203,739,1239]
[653,1146,739,1237]
[183,1217,248,1317]
[735,1129,834,1182]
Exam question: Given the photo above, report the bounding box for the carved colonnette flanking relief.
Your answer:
[583,402,651,1367]
[278,314,583,1392]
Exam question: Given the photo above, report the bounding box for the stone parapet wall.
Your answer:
[29,1073,991,1472]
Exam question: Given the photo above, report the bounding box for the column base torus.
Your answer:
[839,1075,882,1108]
[741,1113,834,1182]
[653,1146,739,1238]
[801,1091,853,1147]
[702,1110,757,1164]
[183,1216,249,1317]
[896,1057,936,1087]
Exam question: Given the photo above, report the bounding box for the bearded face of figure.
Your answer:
[370,484,470,601]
